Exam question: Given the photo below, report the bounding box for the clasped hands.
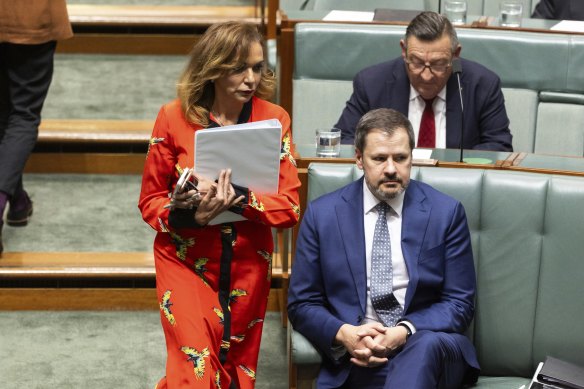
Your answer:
[168,168,244,226]
[335,322,408,368]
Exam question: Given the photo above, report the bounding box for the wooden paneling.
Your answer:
[25,153,146,174]
[39,119,153,144]
[58,34,197,55]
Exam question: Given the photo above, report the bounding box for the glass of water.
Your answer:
[500,0,523,27]
[444,0,467,26]
[315,128,341,158]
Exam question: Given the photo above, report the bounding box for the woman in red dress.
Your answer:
[139,22,300,388]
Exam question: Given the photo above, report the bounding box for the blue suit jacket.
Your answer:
[288,178,479,386]
[335,57,513,151]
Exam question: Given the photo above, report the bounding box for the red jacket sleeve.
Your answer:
[138,105,176,232]
[240,109,301,228]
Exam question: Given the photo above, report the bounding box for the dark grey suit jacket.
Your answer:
[532,0,584,20]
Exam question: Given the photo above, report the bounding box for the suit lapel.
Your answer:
[388,59,411,116]
[401,180,431,311]
[336,178,367,313]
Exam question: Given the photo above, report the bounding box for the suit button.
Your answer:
[357,315,363,323]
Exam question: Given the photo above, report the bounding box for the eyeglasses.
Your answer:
[405,60,452,75]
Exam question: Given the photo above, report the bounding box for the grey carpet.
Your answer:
[0,311,286,389]
[2,174,153,252]
[44,54,186,121]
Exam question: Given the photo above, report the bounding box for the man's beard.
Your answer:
[367,176,408,201]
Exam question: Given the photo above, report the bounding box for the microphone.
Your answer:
[452,58,464,163]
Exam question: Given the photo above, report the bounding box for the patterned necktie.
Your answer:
[417,98,436,148]
[370,202,403,327]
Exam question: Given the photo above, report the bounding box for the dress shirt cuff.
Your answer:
[330,344,347,361]
[396,320,416,335]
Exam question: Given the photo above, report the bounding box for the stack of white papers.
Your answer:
[194,119,282,224]
[551,20,584,32]
[323,10,375,22]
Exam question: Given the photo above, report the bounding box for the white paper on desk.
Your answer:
[323,10,374,22]
[413,148,433,160]
[194,119,282,225]
[551,20,584,32]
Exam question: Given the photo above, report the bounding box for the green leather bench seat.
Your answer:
[289,163,584,388]
[293,23,584,156]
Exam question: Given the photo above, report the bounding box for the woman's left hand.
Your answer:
[194,169,244,225]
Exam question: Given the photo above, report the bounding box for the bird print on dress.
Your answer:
[229,289,248,310]
[157,219,195,261]
[181,346,210,379]
[238,365,256,381]
[214,371,222,389]
[257,250,272,280]
[280,132,297,167]
[194,257,210,286]
[146,137,165,158]
[221,224,237,247]
[160,290,176,326]
[230,334,245,343]
[249,192,265,212]
[220,340,230,352]
[247,318,264,329]
[291,202,300,217]
[213,307,224,325]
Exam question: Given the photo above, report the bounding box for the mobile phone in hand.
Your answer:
[173,168,192,196]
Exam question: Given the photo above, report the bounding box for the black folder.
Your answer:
[537,356,584,389]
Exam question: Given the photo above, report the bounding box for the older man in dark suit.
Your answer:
[335,12,513,152]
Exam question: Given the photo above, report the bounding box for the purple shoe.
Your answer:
[7,192,33,227]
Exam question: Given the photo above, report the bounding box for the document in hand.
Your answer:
[531,356,584,389]
[194,119,282,224]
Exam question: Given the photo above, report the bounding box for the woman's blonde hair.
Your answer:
[177,21,276,127]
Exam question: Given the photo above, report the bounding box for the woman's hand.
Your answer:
[194,169,244,226]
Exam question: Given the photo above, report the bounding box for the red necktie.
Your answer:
[417,98,435,148]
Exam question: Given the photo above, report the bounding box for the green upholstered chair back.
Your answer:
[303,163,584,377]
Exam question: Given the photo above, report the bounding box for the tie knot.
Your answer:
[375,202,390,216]
[423,98,435,108]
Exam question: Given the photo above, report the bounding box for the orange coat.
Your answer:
[0,0,72,44]
[139,97,300,388]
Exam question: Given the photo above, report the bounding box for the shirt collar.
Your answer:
[408,84,447,103]
[362,178,405,217]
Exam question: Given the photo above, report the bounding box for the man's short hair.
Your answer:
[354,108,415,152]
[404,11,459,53]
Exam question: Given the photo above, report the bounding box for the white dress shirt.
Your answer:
[408,85,447,149]
[362,180,409,325]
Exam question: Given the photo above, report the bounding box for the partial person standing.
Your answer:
[139,21,300,388]
[335,11,513,152]
[289,108,479,388]
[0,0,72,255]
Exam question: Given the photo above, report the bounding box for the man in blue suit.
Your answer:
[335,12,512,151]
[288,108,479,388]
